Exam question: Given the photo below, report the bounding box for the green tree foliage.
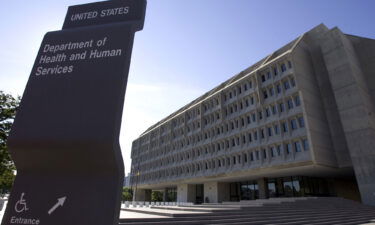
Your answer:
[0,91,20,194]
[122,187,133,201]
[151,191,163,202]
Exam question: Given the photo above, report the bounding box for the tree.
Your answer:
[151,191,163,202]
[121,187,133,201]
[0,91,20,194]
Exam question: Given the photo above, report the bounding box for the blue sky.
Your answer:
[1,0,374,174]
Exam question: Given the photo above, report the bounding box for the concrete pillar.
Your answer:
[134,189,151,201]
[258,178,269,199]
[203,182,230,203]
[162,188,167,202]
[204,182,218,203]
[177,184,196,203]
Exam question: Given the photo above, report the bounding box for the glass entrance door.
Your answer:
[195,184,204,204]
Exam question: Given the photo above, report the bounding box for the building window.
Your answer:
[281,63,287,72]
[290,77,296,87]
[274,124,280,134]
[283,80,290,90]
[269,87,274,96]
[273,67,278,76]
[276,84,282,94]
[294,95,301,106]
[267,71,272,79]
[248,133,252,142]
[269,106,275,115]
[244,154,248,162]
[254,131,258,140]
[298,116,305,128]
[259,111,263,120]
[277,145,282,155]
[261,75,266,82]
[303,139,309,151]
[261,129,265,139]
[255,151,260,160]
[279,102,285,112]
[233,156,236,164]
[247,116,251,124]
[250,152,254,161]
[294,141,302,152]
[263,90,268,99]
[282,122,288,132]
[263,149,267,159]
[287,99,294,109]
[266,108,270,117]
[268,127,272,136]
[291,119,298,130]
[250,96,254,105]
[252,113,256,122]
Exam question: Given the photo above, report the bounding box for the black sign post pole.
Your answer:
[1,1,146,225]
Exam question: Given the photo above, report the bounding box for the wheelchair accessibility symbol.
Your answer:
[15,192,29,213]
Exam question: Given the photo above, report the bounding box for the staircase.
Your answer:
[119,197,375,225]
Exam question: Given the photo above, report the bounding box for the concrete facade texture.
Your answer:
[130,24,375,206]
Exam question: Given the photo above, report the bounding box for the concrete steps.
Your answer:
[120,210,375,225]
[119,197,375,225]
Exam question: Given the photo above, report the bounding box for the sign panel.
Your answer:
[1,1,146,225]
[63,0,146,30]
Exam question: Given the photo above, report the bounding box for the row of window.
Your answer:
[135,59,293,148]
[260,60,292,83]
[133,99,304,162]
[133,137,309,183]
[262,76,296,100]
[145,92,301,150]
[135,115,306,170]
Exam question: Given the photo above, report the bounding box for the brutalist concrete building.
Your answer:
[130,24,375,206]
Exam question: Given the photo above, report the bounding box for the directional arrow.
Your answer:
[48,196,66,215]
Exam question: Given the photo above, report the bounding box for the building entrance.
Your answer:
[195,184,204,204]
[267,176,330,197]
[230,181,259,201]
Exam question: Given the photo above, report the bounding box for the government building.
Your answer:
[130,24,375,206]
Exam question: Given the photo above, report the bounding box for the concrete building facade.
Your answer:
[130,24,375,206]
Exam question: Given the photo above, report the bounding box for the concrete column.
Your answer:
[203,182,230,203]
[162,188,167,202]
[257,178,269,199]
[204,182,218,203]
[177,184,196,203]
[134,189,151,201]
